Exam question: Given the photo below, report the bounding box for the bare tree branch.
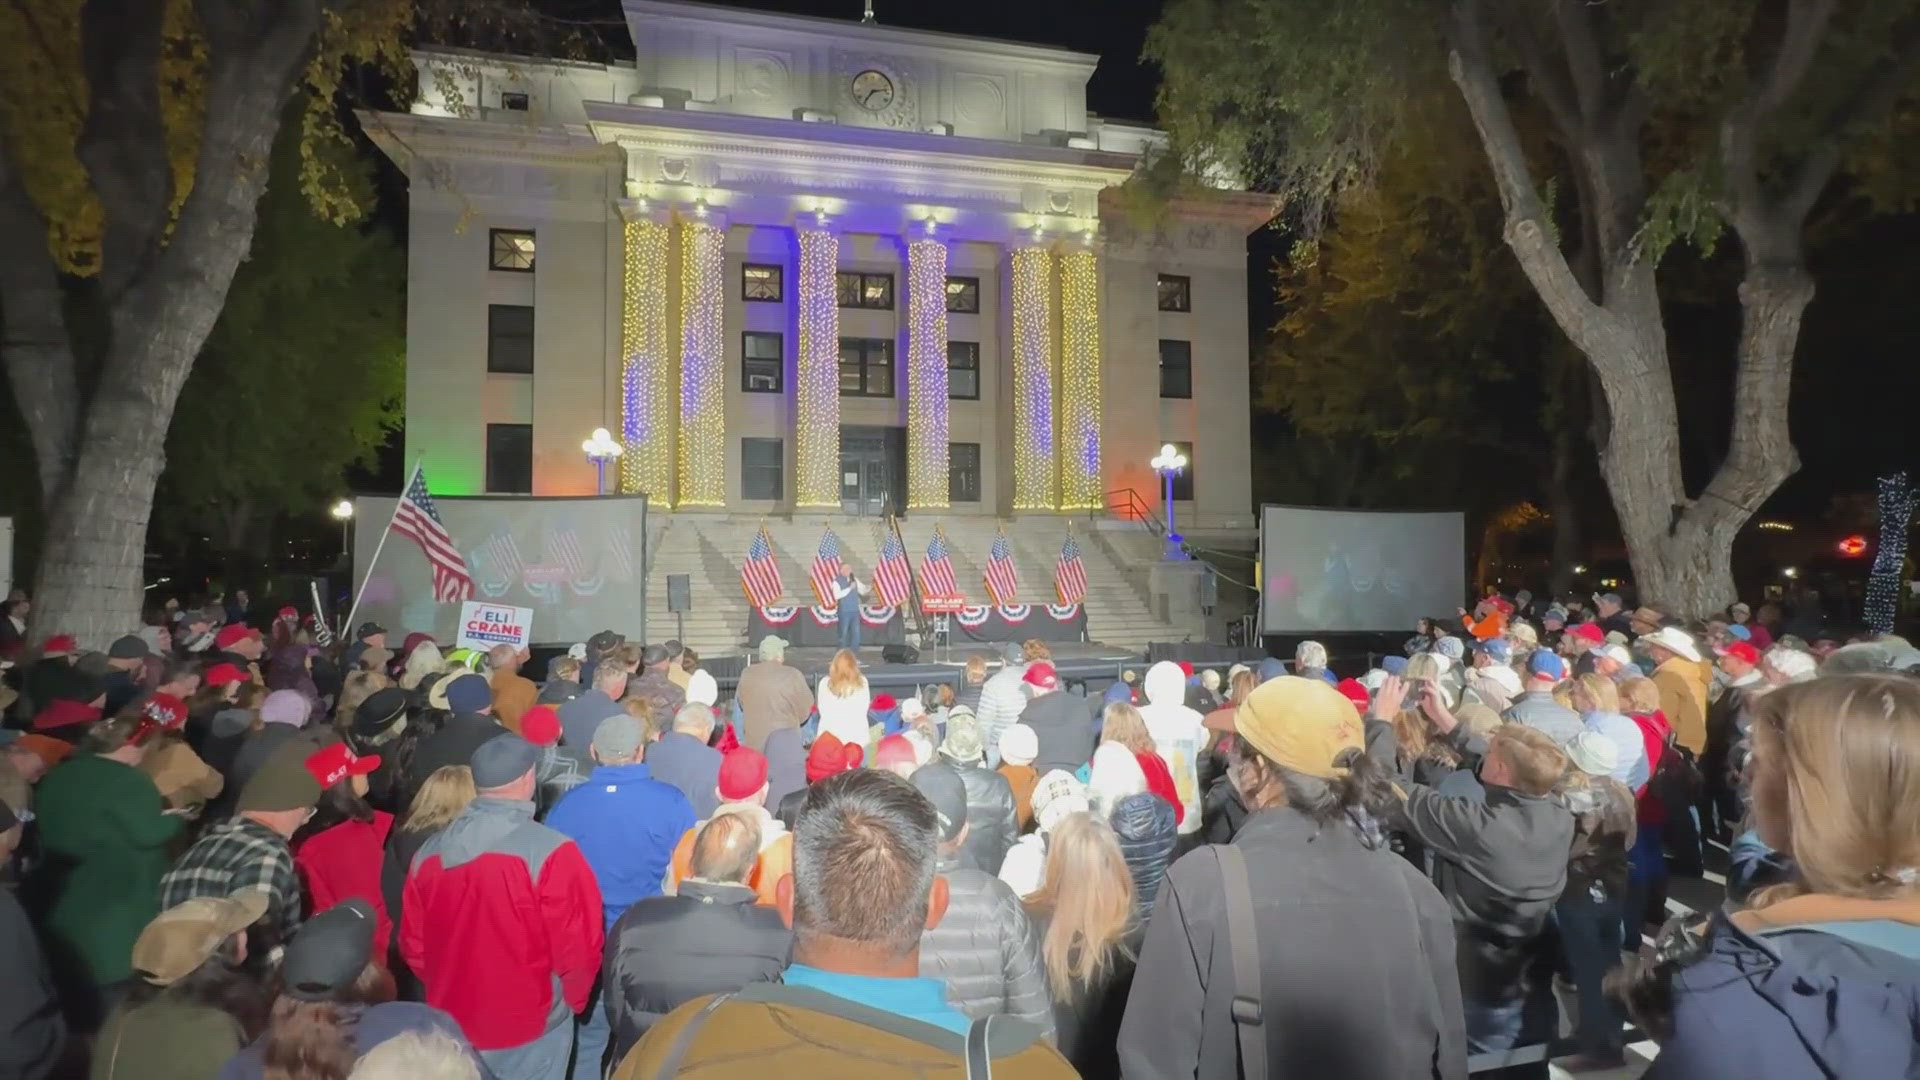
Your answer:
[76,0,172,304]
[0,138,79,500]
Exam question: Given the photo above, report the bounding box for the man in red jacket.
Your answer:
[402,732,604,1077]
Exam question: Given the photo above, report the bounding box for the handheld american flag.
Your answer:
[391,467,473,603]
[873,526,912,607]
[984,528,1020,606]
[808,527,845,606]
[1055,533,1088,605]
[920,528,960,601]
[740,524,784,609]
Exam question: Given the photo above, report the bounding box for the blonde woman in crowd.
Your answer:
[815,649,871,748]
[1023,811,1139,1077]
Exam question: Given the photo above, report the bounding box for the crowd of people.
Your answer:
[0,584,1918,1079]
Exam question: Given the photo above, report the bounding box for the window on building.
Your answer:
[489,229,535,272]
[500,91,530,111]
[950,442,982,503]
[742,332,783,393]
[945,276,980,313]
[743,263,782,302]
[1158,339,1192,398]
[742,437,784,500]
[485,424,533,494]
[836,271,894,310]
[488,305,535,374]
[947,341,980,400]
[1166,440,1195,502]
[1157,273,1191,312]
[838,337,895,397]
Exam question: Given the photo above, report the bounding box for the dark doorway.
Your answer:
[840,425,906,517]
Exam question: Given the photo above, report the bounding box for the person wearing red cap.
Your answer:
[1458,595,1510,641]
[1702,639,1766,843]
[20,633,78,723]
[776,734,864,827]
[209,622,266,685]
[293,742,394,956]
[872,733,919,778]
[135,692,225,811]
[1562,622,1606,674]
[664,748,793,909]
[1017,661,1093,777]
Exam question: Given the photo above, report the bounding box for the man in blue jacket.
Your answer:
[547,714,696,1080]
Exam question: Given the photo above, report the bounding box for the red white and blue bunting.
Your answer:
[756,604,898,627]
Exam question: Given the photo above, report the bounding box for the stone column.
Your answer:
[794,212,841,508]
[906,219,950,509]
[675,204,727,507]
[1057,235,1102,510]
[616,200,673,502]
[1009,237,1057,511]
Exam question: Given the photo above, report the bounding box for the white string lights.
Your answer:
[1010,243,1056,510]
[1058,245,1101,510]
[795,221,841,507]
[1867,471,1913,633]
[907,228,950,508]
[676,214,727,506]
[619,212,671,499]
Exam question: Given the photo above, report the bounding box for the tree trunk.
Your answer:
[1546,427,1579,598]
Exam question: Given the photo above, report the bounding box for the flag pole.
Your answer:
[341,460,418,638]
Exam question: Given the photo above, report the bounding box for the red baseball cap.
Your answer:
[215,624,260,650]
[806,733,863,783]
[873,734,917,771]
[41,635,76,654]
[276,606,297,620]
[1023,662,1059,691]
[203,662,247,687]
[142,692,187,729]
[871,693,897,711]
[304,742,381,790]
[1176,660,1195,677]
[1717,641,1761,666]
[1568,622,1605,646]
[717,748,770,802]
[1334,678,1370,713]
[519,705,561,746]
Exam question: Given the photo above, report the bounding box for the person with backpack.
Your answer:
[613,769,1074,1078]
[1118,676,1466,1078]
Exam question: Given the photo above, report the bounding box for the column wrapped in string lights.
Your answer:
[1057,242,1102,510]
[795,216,841,507]
[676,207,727,506]
[618,205,671,499]
[906,224,950,508]
[1010,242,1057,510]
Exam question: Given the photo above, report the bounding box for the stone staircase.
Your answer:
[640,512,1188,655]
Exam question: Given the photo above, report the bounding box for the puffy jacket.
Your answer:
[1020,692,1094,778]
[602,879,792,1062]
[1501,690,1584,746]
[952,762,1017,877]
[1110,791,1177,913]
[400,797,604,1050]
[296,812,396,958]
[1137,662,1206,833]
[1650,898,1920,1080]
[974,665,1027,768]
[917,858,1054,1039]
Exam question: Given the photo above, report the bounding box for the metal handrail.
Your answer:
[1096,488,1165,536]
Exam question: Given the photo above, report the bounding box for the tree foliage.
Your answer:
[153,125,403,555]
[1149,0,1920,614]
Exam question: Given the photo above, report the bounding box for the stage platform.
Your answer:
[703,641,1146,697]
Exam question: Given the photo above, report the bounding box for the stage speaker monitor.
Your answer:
[666,574,691,613]
[881,643,920,665]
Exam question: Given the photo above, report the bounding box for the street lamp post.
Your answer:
[582,428,623,495]
[1150,443,1189,561]
[329,499,354,561]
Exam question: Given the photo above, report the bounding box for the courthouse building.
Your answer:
[370,0,1271,531]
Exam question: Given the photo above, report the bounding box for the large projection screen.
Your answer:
[1259,505,1464,634]
[351,494,647,646]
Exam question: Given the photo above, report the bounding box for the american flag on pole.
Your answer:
[808,527,845,606]
[1055,533,1089,605]
[920,528,960,601]
[392,466,474,603]
[740,524,784,608]
[873,526,912,607]
[984,528,1020,606]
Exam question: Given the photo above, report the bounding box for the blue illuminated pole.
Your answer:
[583,428,622,496]
[1151,444,1188,561]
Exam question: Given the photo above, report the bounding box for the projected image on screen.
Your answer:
[1259,506,1465,633]
[353,495,648,646]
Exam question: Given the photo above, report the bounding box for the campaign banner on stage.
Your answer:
[456,601,534,652]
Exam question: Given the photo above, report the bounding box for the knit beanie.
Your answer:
[237,741,323,812]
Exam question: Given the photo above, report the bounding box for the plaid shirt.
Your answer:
[159,818,301,952]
